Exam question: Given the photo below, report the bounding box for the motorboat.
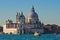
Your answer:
[34,32,40,36]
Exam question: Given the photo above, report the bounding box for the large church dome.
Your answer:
[28,6,39,23]
[29,11,38,19]
[28,6,38,19]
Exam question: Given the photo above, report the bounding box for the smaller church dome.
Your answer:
[20,12,25,19]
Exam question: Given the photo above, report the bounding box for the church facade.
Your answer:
[3,6,44,34]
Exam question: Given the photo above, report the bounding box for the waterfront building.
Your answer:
[3,6,44,34]
[3,20,18,34]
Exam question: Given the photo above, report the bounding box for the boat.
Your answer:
[34,32,40,36]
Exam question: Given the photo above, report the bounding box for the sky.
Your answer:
[0,0,60,25]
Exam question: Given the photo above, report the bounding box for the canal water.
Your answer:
[0,34,60,40]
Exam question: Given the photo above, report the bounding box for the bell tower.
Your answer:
[16,12,20,23]
[16,12,25,34]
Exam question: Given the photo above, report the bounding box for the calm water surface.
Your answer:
[0,34,60,40]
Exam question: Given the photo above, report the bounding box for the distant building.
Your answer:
[3,6,44,34]
[44,24,60,34]
[0,26,3,33]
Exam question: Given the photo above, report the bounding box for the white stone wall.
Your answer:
[3,25,6,33]
[5,28,17,34]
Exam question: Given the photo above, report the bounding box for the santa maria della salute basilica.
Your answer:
[3,6,44,34]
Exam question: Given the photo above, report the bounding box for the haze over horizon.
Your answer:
[0,0,60,26]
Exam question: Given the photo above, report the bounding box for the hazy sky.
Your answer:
[0,0,60,25]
